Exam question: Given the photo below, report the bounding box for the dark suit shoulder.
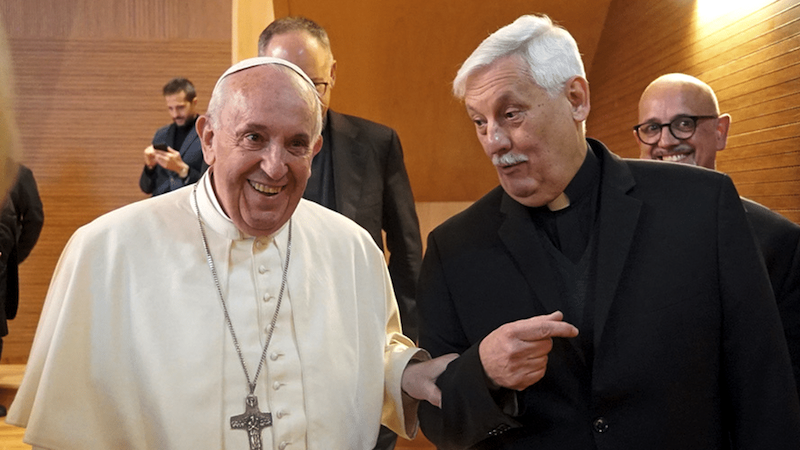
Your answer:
[429,187,505,244]
[618,159,738,209]
[329,110,396,141]
[152,123,172,143]
[624,158,729,187]
[742,197,800,236]
[741,197,800,275]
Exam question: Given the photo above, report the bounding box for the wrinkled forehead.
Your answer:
[464,56,542,108]
[210,57,323,135]
[220,69,318,132]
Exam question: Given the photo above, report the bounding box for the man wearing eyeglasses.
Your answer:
[636,73,800,396]
[258,17,423,450]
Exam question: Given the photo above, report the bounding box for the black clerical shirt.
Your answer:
[172,115,197,151]
[528,146,600,264]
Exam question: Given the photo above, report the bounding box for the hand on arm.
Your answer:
[401,353,458,408]
[479,311,578,391]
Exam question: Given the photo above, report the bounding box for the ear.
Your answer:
[329,59,337,88]
[565,76,590,123]
[633,129,650,159]
[311,134,323,158]
[715,113,731,151]
[196,115,216,166]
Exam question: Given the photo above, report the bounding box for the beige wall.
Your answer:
[233,0,275,61]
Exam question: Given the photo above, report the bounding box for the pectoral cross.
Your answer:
[231,394,273,450]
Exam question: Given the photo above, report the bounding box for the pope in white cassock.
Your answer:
[7,57,455,450]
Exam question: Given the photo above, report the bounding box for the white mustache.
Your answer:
[492,152,529,167]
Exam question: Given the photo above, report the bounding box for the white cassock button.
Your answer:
[273,381,282,390]
[258,265,268,274]
[270,352,281,361]
[278,442,289,450]
[276,410,288,419]
[263,293,272,302]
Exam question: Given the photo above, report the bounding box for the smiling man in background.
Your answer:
[636,72,800,396]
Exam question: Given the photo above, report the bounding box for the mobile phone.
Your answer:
[153,143,169,151]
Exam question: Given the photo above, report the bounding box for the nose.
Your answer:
[657,124,679,149]
[483,122,511,156]
[261,143,289,180]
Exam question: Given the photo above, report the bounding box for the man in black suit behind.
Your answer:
[258,17,423,450]
[139,78,206,196]
[257,18,422,340]
[416,14,800,449]
[0,163,43,416]
[635,73,800,396]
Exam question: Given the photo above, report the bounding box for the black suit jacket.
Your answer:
[417,139,800,449]
[139,122,205,196]
[322,110,422,339]
[742,198,800,395]
[0,164,43,337]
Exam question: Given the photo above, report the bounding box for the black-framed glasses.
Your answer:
[633,115,717,145]
[313,81,330,96]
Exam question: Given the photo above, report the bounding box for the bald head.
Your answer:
[259,25,337,116]
[636,73,730,169]
[640,74,720,118]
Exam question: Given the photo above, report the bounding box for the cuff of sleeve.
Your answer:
[384,339,428,440]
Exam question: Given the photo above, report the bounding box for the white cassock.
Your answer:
[7,172,424,450]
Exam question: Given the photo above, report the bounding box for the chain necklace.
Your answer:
[192,184,291,450]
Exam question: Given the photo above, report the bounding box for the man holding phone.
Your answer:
[139,77,206,196]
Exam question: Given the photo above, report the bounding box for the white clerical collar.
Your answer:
[202,170,229,221]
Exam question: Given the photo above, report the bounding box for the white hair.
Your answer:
[453,14,585,99]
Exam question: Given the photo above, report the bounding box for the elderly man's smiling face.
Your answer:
[464,55,589,208]
[198,66,322,236]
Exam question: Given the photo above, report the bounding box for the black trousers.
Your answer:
[373,425,397,450]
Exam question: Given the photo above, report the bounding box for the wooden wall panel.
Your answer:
[0,0,231,363]
[587,0,800,223]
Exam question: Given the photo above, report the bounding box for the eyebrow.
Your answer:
[465,92,521,115]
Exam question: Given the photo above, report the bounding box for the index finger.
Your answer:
[514,312,579,341]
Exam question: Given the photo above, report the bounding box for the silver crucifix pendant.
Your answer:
[231,394,273,450]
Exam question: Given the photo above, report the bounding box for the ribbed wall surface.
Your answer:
[587,0,800,221]
[0,0,231,363]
